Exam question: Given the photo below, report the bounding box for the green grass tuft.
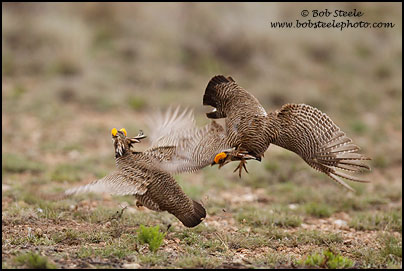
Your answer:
[298,249,354,269]
[137,224,166,253]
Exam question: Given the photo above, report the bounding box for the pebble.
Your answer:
[333,219,348,228]
[240,194,256,202]
[288,204,298,210]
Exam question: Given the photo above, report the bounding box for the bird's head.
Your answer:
[111,128,146,157]
[211,148,261,168]
[211,148,235,168]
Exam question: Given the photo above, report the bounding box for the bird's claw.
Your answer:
[233,159,249,178]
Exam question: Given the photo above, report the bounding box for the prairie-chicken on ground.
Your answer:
[65,128,206,228]
[203,75,371,191]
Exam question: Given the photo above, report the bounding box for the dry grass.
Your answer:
[2,2,402,269]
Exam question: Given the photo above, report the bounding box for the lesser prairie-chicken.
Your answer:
[142,77,371,192]
[65,128,206,228]
[202,75,371,191]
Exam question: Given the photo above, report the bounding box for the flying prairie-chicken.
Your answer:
[144,76,371,192]
[203,75,371,191]
[65,128,206,228]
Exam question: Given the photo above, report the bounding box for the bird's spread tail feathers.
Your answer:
[313,131,371,192]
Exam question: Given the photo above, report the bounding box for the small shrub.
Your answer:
[298,249,354,269]
[137,225,166,253]
[14,252,57,269]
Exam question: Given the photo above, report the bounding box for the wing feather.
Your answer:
[65,171,148,196]
[145,107,230,173]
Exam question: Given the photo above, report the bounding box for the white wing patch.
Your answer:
[146,106,197,148]
[145,107,230,173]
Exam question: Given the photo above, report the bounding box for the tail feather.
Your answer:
[322,134,351,150]
[328,172,356,192]
[332,170,370,183]
[175,200,206,228]
[317,152,368,161]
[340,160,371,170]
[328,144,360,153]
[331,163,366,172]
[311,134,371,191]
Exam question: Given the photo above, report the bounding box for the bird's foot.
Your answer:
[233,159,249,178]
[129,130,147,145]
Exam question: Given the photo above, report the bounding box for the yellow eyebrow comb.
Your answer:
[111,128,118,136]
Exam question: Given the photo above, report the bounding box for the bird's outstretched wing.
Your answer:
[146,106,197,149]
[268,103,371,191]
[145,107,230,173]
[65,171,149,196]
[203,75,267,119]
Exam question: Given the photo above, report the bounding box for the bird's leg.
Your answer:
[128,130,147,148]
[131,130,147,142]
[136,201,144,208]
[214,147,258,177]
[230,149,256,178]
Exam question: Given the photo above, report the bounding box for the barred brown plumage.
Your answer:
[65,129,206,228]
[202,75,371,191]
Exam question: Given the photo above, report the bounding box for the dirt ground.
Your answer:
[2,2,402,269]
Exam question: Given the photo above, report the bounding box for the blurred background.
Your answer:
[2,2,402,268]
[2,1,402,188]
